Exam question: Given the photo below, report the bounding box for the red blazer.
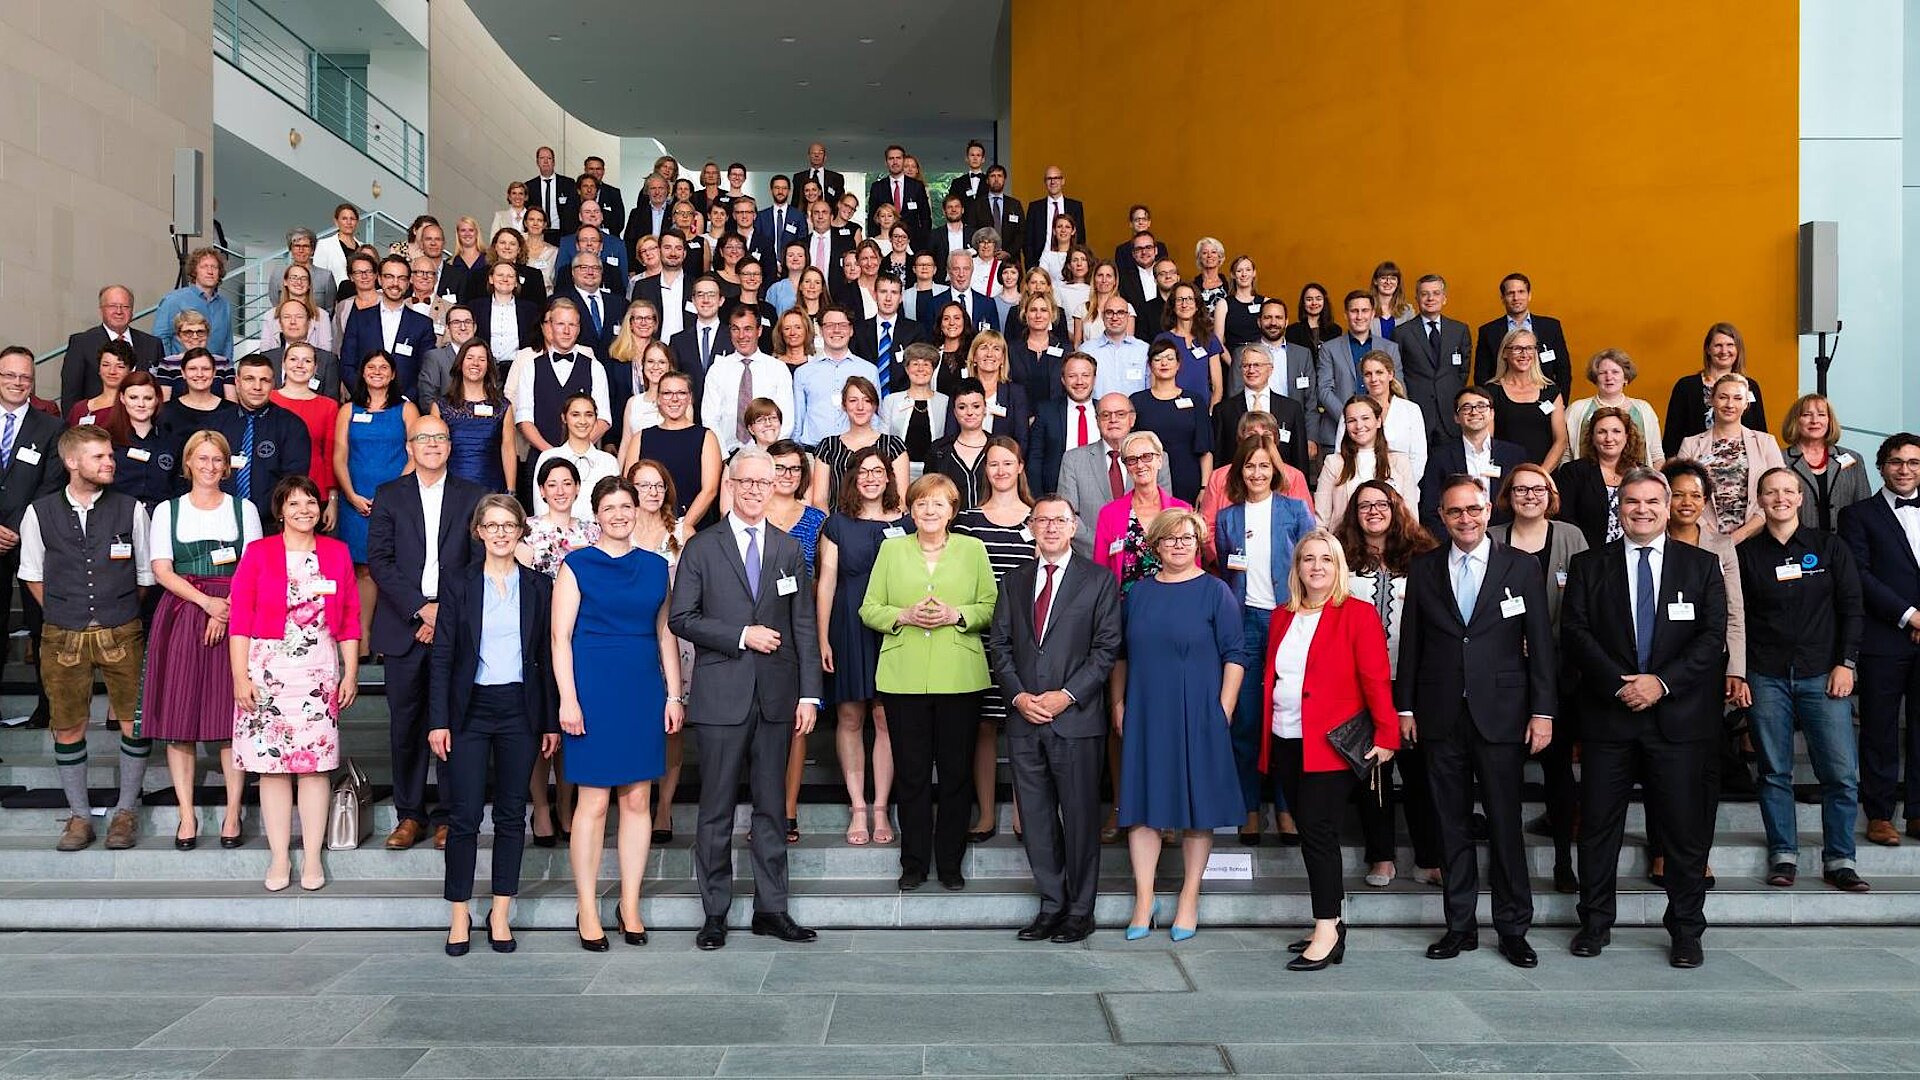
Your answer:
[229,533,361,644]
[1258,597,1400,773]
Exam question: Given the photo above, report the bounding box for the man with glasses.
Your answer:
[1398,475,1556,969]
[792,309,879,448]
[668,275,729,388]
[556,257,628,361]
[1116,232,1162,316]
[1111,206,1168,268]
[1474,272,1571,394]
[415,305,477,413]
[1394,274,1474,442]
[1419,385,1528,537]
[340,254,437,393]
[1839,434,1920,848]
[702,306,793,455]
[369,414,489,851]
[63,284,162,414]
[1213,346,1310,477]
[407,256,457,344]
[1085,299,1149,401]
[554,204,623,286]
[1023,165,1085,266]
[0,346,68,728]
[1058,393,1171,557]
[211,356,312,526]
[988,493,1123,944]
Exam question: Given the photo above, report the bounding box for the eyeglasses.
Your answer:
[660,390,691,399]
[772,464,805,476]
[1509,485,1550,498]
[0,372,33,383]
[1504,345,1538,354]
[733,478,773,490]
[1031,515,1074,527]
[1456,403,1490,415]
[1441,505,1488,519]
[1096,410,1133,420]
[1355,500,1393,514]
[634,481,666,493]
[1121,452,1160,466]
[1158,534,1198,547]
[410,433,451,445]
[854,467,889,479]
[1889,459,1920,470]
[478,522,522,535]
[177,327,209,337]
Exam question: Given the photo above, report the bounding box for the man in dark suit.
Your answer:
[1397,475,1556,968]
[1474,272,1572,396]
[755,176,804,261]
[526,146,577,239]
[553,258,627,361]
[1027,354,1101,496]
[666,275,727,401]
[1839,433,1920,847]
[0,345,68,723]
[792,142,846,205]
[339,255,438,392]
[1419,386,1530,537]
[582,155,622,235]
[800,199,851,276]
[1562,468,1728,968]
[974,165,1023,256]
[62,285,161,414]
[1111,205,1169,268]
[867,145,931,246]
[366,414,488,850]
[213,357,312,527]
[852,278,924,393]
[413,306,473,413]
[1024,165,1086,266]
[926,194,976,282]
[947,139,990,203]
[932,251,1000,333]
[622,173,674,262]
[668,449,823,950]
[1135,259,1182,340]
[1115,232,1163,315]
[1212,346,1310,476]
[1394,274,1474,443]
[988,494,1123,943]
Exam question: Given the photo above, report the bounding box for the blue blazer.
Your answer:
[931,286,1000,333]
[948,380,1030,458]
[1213,497,1317,608]
[756,206,806,257]
[339,304,436,393]
[1418,436,1529,538]
[1026,397,1078,495]
[1840,492,1920,658]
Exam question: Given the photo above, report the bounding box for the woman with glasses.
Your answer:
[1131,339,1213,503]
[628,371,720,525]
[882,344,948,481]
[627,458,693,846]
[718,399,791,515]
[333,351,420,649]
[1485,329,1568,466]
[765,439,829,843]
[1095,429,1192,592]
[1153,282,1224,406]
[332,252,382,347]
[155,313,233,403]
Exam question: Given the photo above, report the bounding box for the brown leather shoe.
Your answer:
[433,824,449,850]
[56,815,96,852]
[385,820,427,850]
[1867,819,1901,847]
[103,809,138,850]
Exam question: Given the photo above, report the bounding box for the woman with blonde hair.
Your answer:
[489,180,529,238]
[1678,373,1786,544]
[1191,237,1228,309]
[1094,429,1192,590]
[1781,392,1870,533]
[1484,328,1567,465]
[1336,351,1428,481]
[771,308,817,374]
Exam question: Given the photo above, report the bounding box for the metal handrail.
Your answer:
[213,0,427,191]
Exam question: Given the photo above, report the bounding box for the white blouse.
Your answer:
[1268,609,1321,739]
[148,495,265,563]
[1335,396,1428,482]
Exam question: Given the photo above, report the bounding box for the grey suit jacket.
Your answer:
[1058,440,1172,558]
[1312,335,1402,447]
[988,554,1123,738]
[414,345,458,412]
[259,343,343,401]
[1393,316,1473,442]
[668,517,823,725]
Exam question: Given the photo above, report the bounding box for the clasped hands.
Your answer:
[896,597,960,630]
[1014,689,1074,725]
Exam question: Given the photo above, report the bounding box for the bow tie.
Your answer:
[1897,496,1920,510]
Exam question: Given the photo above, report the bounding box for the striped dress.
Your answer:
[953,505,1034,728]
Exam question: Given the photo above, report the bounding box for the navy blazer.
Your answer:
[1025,397,1093,496]
[365,472,489,656]
[553,286,627,358]
[1396,541,1558,743]
[931,286,1000,333]
[1840,492,1920,658]
[1214,496,1317,608]
[429,564,559,736]
[867,174,932,241]
[756,204,806,254]
[1418,436,1529,538]
[339,304,437,393]
[1007,330,1073,406]
[949,380,1030,458]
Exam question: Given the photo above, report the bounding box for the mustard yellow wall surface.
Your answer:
[1011,1,1799,409]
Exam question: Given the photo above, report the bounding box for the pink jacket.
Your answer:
[229,533,362,643]
[1092,490,1192,582]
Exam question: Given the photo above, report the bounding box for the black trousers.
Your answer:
[886,692,979,879]
[1271,734,1358,920]
[1536,724,1578,867]
[1008,725,1103,917]
[1426,723,1532,936]
[1856,651,1920,822]
[442,683,539,902]
[1578,733,1712,942]
[0,549,48,718]
[1355,744,1441,868]
[385,643,445,826]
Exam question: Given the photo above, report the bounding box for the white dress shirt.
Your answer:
[702,351,796,454]
[489,301,521,359]
[1889,488,1920,627]
[657,273,686,341]
[1030,552,1070,644]
[1450,536,1491,621]
[722,514,822,709]
[1623,533,1667,641]
[1268,609,1321,738]
[1065,397,1096,452]
[18,488,157,591]
[418,473,446,598]
[510,351,612,430]
[378,302,403,350]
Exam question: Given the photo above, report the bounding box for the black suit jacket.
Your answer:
[1474,312,1570,395]
[525,173,579,236]
[1550,458,1618,551]
[1561,539,1728,743]
[1393,315,1473,441]
[665,324,720,405]
[1396,542,1558,743]
[621,202,673,260]
[868,175,932,242]
[852,313,925,391]
[988,555,1124,738]
[1023,196,1086,264]
[552,286,627,358]
[594,184,625,237]
[428,564,558,736]
[791,167,847,204]
[62,327,162,413]
[975,190,1024,257]
[1417,437,1528,537]
[1026,397,1098,496]
[1840,493,1920,658]
[1211,390,1310,476]
[365,472,488,656]
[1112,237,1168,267]
[468,296,544,359]
[0,408,67,531]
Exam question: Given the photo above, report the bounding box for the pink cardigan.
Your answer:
[228,533,362,642]
[1092,491,1192,582]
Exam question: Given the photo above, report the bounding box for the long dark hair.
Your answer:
[835,445,903,516]
[445,340,504,408]
[348,351,404,410]
[1335,479,1435,575]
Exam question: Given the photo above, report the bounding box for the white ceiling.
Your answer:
[464,0,1010,172]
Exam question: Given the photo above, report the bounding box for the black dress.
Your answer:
[1661,373,1767,460]
[1219,293,1267,351]
[638,423,709,517]
[1130,388,1213,503]
[1485,383,1557,465]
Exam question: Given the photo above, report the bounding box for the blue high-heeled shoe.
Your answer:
[1169,922,1198,942]
[1124,905,1160,941]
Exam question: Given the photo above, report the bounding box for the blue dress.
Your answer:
[562,545,669,787]
[786,505,827,575]
[440,399,508,492]
[337,404,409,562]
[1117,574,1247,830]
[822,513,909,701]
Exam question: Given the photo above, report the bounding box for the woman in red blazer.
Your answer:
[1258,529,1398,970]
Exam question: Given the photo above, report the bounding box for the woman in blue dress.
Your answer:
[331,350,418,647]
[1112,507,1246,941]
[552,475,683,950]
[433,339,515,494]
[765,438,829,841]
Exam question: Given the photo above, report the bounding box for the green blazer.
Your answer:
[860,532,998,694]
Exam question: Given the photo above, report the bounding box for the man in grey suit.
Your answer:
[1392,274,1474,444]
[258,298,343,400]
[1314,292,1403,448]
[989,495,1123,943]
[414,306,476,412]
[667,448,823,950]
[1058,393,1172,557]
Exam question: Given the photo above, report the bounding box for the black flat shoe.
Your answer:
[650,828,673,844]
[939,873,966,891]
[750,912,818,942]
[1238,831,1262,846]
[616,911,649,946]
[1497,934,1538,969]
[1669,937,1704,969]
[1426,930,1479,960]
[897,870,927,891]
[1018,913,1064,942]
[576,917,609,953]
[1049,915,1095,944]
[696,915,728,950]
[486,909,515,953]
[967,826,998,843]
[1570,929,1610,958]
[1286,924,1346,971]
[1275,830,1301,848]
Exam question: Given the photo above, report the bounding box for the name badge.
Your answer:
[230,455,249,469]
[906,201,918,210]
[1190,345,1206,360]
[307,378,321,391]
[1537,400,1554,415]
[882,526,905,539]
[1295,375,1310,390]
[394,342,414,356]
[1019,526,1034,542]
[1839,454,1857,469]
[473,403,495,417]
[1500,592,1526,618]
[1539,349,1558,365]
[1126,367,1145,382]
[433,323,446,336]
[1775,562,1803,582]
[557,195,569,204]
[776,574,799,596]
[606,256,621,266]
[312,579,338,596]
[1044,345,1063,357]
[977,320,992,332]
[440,292,457,303]
[14,447,39,465]
[785,223,799,233]
[1174,397,1194,410]
[1668,596,1696,621]
[1555,570,1568,588]
[1007,212,1020,223]
[1226,552,1248,572]
[351,412,373,424]
[126,448,151,462]
[1451,352,1463,367]
[989,402,1007,418]
[77,414,95,426]
[210,546,238,566]
[1480,464,1502,479]
[109,541,133,560]
[1108,538,1125,557]
[1247,303,1260,313]
[760,317,772,327]
[686,301,699,314]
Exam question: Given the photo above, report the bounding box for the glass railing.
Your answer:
[213,0,426,191]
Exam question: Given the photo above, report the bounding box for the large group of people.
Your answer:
[7,138,1898,968]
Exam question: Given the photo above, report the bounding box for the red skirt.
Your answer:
[139,576,237,743]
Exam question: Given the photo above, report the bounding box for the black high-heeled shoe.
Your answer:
[577,916,609,952]
[530,808,557,849]
[219,819,246,849]
[446,916,472,957]
[1286,923,1346,971]
[616,910,649,946]
[486,907,515,953]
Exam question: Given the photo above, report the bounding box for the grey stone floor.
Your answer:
[1,926,1919,1078]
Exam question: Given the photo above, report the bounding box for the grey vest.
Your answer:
[33,489,140,630]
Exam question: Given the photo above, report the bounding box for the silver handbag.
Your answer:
[326,758,374,850]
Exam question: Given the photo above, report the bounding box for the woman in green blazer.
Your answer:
[861,472,999,891]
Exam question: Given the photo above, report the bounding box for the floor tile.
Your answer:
[1730,947,1920,990]
[142,996,392,1048]
[922,1042,1228,1075]
[1222,1043,1438,1074]
[714,1046,924,1076]
[1611,1041,1845,1073]
[1182,949,1536,992]
[1515,950,1796,992]
[584,953,776,995]
[0,998,209,1050]
[823,993,1110,1044]
[344,995,832,1047]
[0,1049,222,1079]
[765,949,1186,994]
[1455,990,1920,1043]
[198,1047,428,1078]
[403,1045,726,1077]
[1817,1041,1920,1072]
[1107,991,1495,1045]
[1414,1043,1639,1073]
[0,954,362,996]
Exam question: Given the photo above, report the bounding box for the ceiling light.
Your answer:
[780,36,796,43]
[547,34,561,41]
[858,37,873,43]
[796,79,810,87]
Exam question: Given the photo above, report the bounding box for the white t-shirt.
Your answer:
[533,445,619,521]
[1243,496,1275,611]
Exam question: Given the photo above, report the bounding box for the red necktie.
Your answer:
[1076,403,1089,448]
[1108,450,1123,499]
[1033,562,1057,641]
[893,178,903,210]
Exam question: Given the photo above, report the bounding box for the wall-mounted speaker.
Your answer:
[173,148,204,238]
[1798,220,1838,335]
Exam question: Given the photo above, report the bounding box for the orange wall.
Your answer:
[1010,0,1799,407]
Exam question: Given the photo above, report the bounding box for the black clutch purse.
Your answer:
[1326,710,1375,779]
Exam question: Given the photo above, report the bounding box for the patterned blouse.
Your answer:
[1705,437,1751,535]
[521,515,600,578]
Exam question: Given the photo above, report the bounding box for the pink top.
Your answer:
[229,533,361,642]
[1092,490,1192,582]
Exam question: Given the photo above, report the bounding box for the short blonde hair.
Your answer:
[1586,348,1638,385]
[1284,529,1352,612]
[1119,429,1164,460]
[905,473,960,527]
[178,429,233,479]
[1144,507,1208,553]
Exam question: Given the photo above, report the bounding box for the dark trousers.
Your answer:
[0,549,49,718]
[1271,735,1357,920]
[442,683,538,902]
[1426,723,1532,936]
[1578,733,1712,942]
[1856,650,1920,821]
[1230,607,1281,815]
[1536,725,1578,868]
[385,644,444,826]
[691,705,794,916]
[1355,745,1440,868]
[1008,724,1102,917]
[887,692,979,878]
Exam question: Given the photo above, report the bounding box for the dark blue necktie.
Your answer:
[238,413,256,499]
[1634,545,1656,672]
[877,320,894,392]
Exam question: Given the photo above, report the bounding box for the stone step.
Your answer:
[0,872,1911,931]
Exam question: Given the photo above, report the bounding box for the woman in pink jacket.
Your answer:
[1092,430,1192,591]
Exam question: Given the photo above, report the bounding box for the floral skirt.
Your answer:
[232,619,341,775]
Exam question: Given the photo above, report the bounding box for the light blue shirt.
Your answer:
[154,284,234,358]
[765,278,798,315]
[1085,334,1149,400]
[792,353,879,446]
[475,570,523,686]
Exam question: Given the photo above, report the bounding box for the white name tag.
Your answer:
[1277,428,1292,444]
[210,546,237,566]
[776,574,799,596]
[1247,303,1260,313]
[440,292,457,303]
[1190,345,1206,360]
[606,256,620,266]
[1108,538,1124,556]
[760,317,772,327]
[351,412,372,424]
[307,378,321,391]
[1537,400,1554,415]
[1668,601,1695,622]
[1775,562,1803,582]
[1174,397,1194,410]
[989,403,1007,417]
[14,447,39,465]
[473,403,495,417]
[1555,570,1568,588]
[685,302,698,313]
[126,448,151,462]
[785,223,799,233]
[230,455,249,469]
[109,542,133,560]
[906,201,918,210]
[1500,593,1526,618]
[1295,375,1310,390]
[1044,345,1063,357]
[1451,352,1463,367]
[557,195,569,204]
[1226,552,1248,572]
[1126,367,1145,382]
[1539,349,1558,365]
[77,414,95,426]
[1839,454,1857,469]
[394,342,414,356]
[1480,465,1502,479]
[312,579,337,596]
[882,526,905,539]
[433,323,446,336]
[1019,526,1034,542]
